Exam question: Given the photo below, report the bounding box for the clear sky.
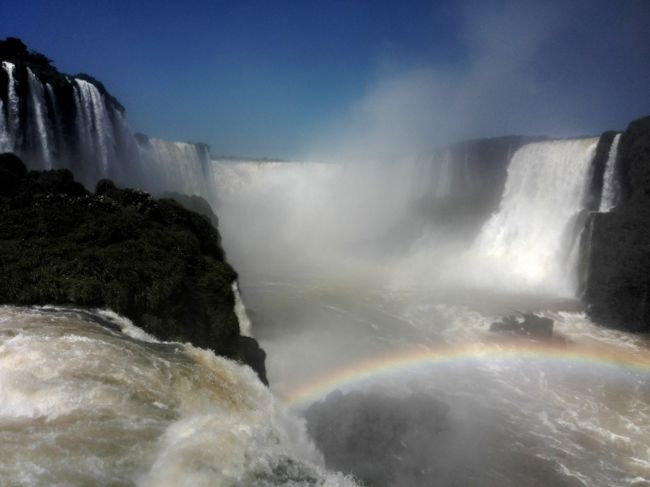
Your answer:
[3,0,650,159]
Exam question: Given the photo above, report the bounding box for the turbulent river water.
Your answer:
[208,153,650,486]
[2,58,649,485]
[0,306,355,486]
[243,281,650,486]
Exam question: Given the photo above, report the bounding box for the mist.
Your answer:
[300,0,650,164]
[2,0,650,484]
[199,3,650,485]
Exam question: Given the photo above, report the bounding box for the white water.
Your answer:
[0,64,143,186]
[137,138,214,198]
[0,306,356,486]
[204,138,650,486]
[0,100,7,152]
[2,61,19,151]
[73,79,116,177]
[26,68,53,168]
[599,133,622,212]
[3,51,646,487]
[232,281,252,336]
[470,139,598,295]
[0,66,205,192]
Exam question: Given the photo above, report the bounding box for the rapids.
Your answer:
[207,145,650,486]
[0,306,356,486]
[1,64,647,484]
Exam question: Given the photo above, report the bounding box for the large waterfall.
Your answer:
[137,137,215,199]
[0,59,622,299]
[0,61,221,198]
[470,139,598,295]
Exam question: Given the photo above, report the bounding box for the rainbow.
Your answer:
[280,340,650,407]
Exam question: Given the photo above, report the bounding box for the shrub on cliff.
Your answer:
[0,153,266,382]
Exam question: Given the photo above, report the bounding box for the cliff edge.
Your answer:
[0,152,267,382]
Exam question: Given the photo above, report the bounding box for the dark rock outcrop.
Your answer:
[490,313,554,338]
[584,131,620,211]
[304,390,449,487]
[583,116,650,332]
[0,153,267,383]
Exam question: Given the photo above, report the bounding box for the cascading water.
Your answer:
[212,153,650,486]
[0,100,7,151]
[2,61,19,150]
[599,133,622,212]
[0,306,356,486]
[0,61,223,197]
[26,68,53,168]
[471,138,598,296]
[44,82,66,161]
[73,79,115,177]
[232,281,252,336]
[137,138,214,199]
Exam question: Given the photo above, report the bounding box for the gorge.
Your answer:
[1,36,650,486]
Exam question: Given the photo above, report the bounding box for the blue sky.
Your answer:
[3,0,650,159]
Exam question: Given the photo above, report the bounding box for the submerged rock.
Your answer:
[490,313,554,338]
[0,154,267,383]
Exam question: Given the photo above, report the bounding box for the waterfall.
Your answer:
[26,68,53,168]
[73,78,115,177]
[2,61,19,150]
[0,100,7,151]
[45,82,66,162]
[0,62,217,198]
[599,133,622,212]
[137,138,214,199]
[232,281,252,336]
[472,138,598,295]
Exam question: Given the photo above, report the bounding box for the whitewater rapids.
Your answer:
[248,282,650,487]
[0,306,356,486]
[207,146,650,486]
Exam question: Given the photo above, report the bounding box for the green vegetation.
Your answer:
[0,153,246,357]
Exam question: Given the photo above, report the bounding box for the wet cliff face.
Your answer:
[0,38,214,197]
[584,116,650,332]
[0,38,138,187]
[0,153,266,383]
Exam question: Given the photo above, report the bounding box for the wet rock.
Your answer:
[584,116,650,333]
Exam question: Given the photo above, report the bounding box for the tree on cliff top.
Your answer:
[0,37,54,68]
